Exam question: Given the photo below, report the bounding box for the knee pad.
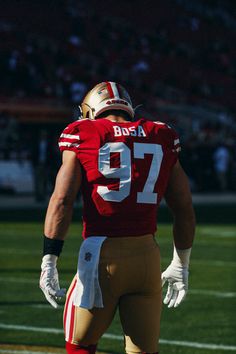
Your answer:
[66,342,97,354]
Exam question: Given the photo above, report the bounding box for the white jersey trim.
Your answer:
[153,121,165,125]
[59,142,80,148]
[174,138,180,145]
[60,133,80,140]
[172,147,181,153]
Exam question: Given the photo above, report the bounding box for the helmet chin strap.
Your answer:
[80,102,136,120]
[90,107,96,119]
[134,104,143,112]
[78,105,83,120]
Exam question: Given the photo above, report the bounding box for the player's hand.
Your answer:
[161,262,188,308]
[39,254,66,309]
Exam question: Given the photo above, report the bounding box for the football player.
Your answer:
[40,82,195,354]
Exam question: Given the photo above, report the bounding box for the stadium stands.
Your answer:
[0,0,236,194]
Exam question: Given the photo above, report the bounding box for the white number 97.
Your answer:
[97,142,163,204]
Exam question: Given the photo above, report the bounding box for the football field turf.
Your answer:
[0,222,236,354]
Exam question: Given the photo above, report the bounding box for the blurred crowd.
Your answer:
[0,0,236,195]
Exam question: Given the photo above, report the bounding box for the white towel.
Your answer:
[73,236,107,309]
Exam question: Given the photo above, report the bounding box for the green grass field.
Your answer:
[0,221,236,354]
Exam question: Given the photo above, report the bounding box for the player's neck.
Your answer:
[105,115,130,123]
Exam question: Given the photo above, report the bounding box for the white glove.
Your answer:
[39,254,66,308]
[162,246,191,308]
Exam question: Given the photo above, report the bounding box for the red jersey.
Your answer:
[58,118,180,238]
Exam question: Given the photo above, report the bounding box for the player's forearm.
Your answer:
[172,203,195,249]
[44,193,74,240]
[44,151,81,240]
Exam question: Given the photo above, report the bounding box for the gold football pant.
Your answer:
[64,234,162,353]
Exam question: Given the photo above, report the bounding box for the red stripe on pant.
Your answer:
[64,278,77,336]
[68,302,76,343]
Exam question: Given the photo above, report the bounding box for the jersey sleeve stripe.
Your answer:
[59,142,80,148]
[174,147,181,152]
[60,133,80,140]
[153,121,165,125]
[174,138,180,145]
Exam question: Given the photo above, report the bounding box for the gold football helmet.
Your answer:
[80,81,135,119]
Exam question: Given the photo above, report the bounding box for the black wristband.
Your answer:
[43,235,64,257]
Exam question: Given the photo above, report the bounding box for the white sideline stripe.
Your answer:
[0,249,83,256]
[0,276,235,298]
[163,258,236,267]
[30,304,52,309]
[0,276,68,286]
[200,229,236,237]
[189,289,236,298]
[0,277,69,287]
[0,350,59,354]
[1,248,236,267]
[0,323,236,351]
[0,323,63,334]
[199,260,236,267]
[159,339,236,351]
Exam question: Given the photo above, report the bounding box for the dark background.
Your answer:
[0,0,236,201]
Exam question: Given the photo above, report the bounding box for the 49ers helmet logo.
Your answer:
[106,99,128,106]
